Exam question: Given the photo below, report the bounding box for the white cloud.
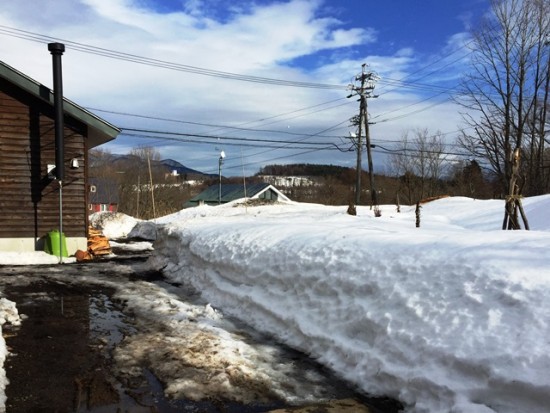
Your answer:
[0,0,469,176]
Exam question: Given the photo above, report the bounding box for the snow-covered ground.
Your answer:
[0,298,21,412]
[1,196,549,413]
[149,196,550,413]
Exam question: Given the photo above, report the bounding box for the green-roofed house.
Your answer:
[184,183,290,208]
[0,60,120,254]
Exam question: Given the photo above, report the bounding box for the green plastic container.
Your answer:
[45,230,68,257]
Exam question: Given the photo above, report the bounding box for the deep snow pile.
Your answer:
[89,212,140,240]
[0,252,76,266]
[90,212,156,252]
[0,298,21,412]
[150,196,550,413]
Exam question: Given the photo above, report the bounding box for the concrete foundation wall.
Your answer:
[0,237,87,255]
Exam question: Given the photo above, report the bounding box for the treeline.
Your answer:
[258,163,352,178]
[255,160,495,206]
[89,146,513,221]
[90,147,209,220]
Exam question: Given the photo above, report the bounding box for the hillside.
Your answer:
[160,159,216,178]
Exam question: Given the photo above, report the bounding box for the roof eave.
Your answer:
[0,60,120,148]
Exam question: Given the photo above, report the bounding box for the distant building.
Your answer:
[184,183,290,208]
[89,178,119,213]
[259,175,317,188]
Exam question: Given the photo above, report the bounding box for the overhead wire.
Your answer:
[119,127,339,147]
[120,132,334,150]
[0,23,474,139]
[0,23,484,171]
[88,101,350,139]
[366,31,477,123]
[206,148,332,175]
[0,24,346,90]
[1,24,475,97]
[376,32,476,97]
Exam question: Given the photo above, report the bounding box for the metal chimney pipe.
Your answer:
[48,42,66,264]
[48,42,65,181]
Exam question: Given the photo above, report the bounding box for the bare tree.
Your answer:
[89,148,115,172]
[390,128,448,204]
[118,147,162,219]
[456,0,550,196]
[89,146,210,219]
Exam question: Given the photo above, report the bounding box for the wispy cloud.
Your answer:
[0,0,473,175]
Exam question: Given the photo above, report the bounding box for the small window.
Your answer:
[100,204,108,212]
[90,185,97,193]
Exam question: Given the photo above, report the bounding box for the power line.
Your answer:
[373,95,452,124]
[370,127,474,147]
[121,132,334,150]
[374,144,469,158]
[120,127,340,147]
[1,24,479,96]
[186,97,351,135]
[0,24,346,90]
[210,148,331,174]
[0,25,486,170]
[376,34,475,98]
[116,132,335,175]
[0,25,478,133]
[88,102,350,139]
[196,116,355,171]
[121,128,337,149]
[115,123,475,175]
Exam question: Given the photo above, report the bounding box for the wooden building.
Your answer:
[0,60,120,254]
[88,177,119,213]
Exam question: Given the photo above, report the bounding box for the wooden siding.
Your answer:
[0,80,88,241]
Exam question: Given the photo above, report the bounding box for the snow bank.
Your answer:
[0,298,21,412]
[0,252,76,266]
[151,196,550,413]
[89,212,139,240]
[127,221,157,241]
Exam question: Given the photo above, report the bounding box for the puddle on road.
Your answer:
[2,281,289,413]
[2,272,400,413]
[89,293,134,351]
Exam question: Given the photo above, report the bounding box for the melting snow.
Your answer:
[149,196,550,413]
[1,196,549,413]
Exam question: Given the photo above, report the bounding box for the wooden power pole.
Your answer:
[348,64,380,214]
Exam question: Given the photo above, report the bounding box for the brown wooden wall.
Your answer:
[0,79,88,242]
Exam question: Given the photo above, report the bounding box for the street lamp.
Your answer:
[218,150,225,205]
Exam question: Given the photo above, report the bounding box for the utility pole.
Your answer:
[350,130,362,205]
[348,64,379,213]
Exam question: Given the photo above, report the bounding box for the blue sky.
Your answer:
[0,0,490,176]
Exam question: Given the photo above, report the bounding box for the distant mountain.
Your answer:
[89,152,215,179]
[160,159,215,178]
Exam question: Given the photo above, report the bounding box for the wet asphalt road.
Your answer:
[0,252,402,413]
